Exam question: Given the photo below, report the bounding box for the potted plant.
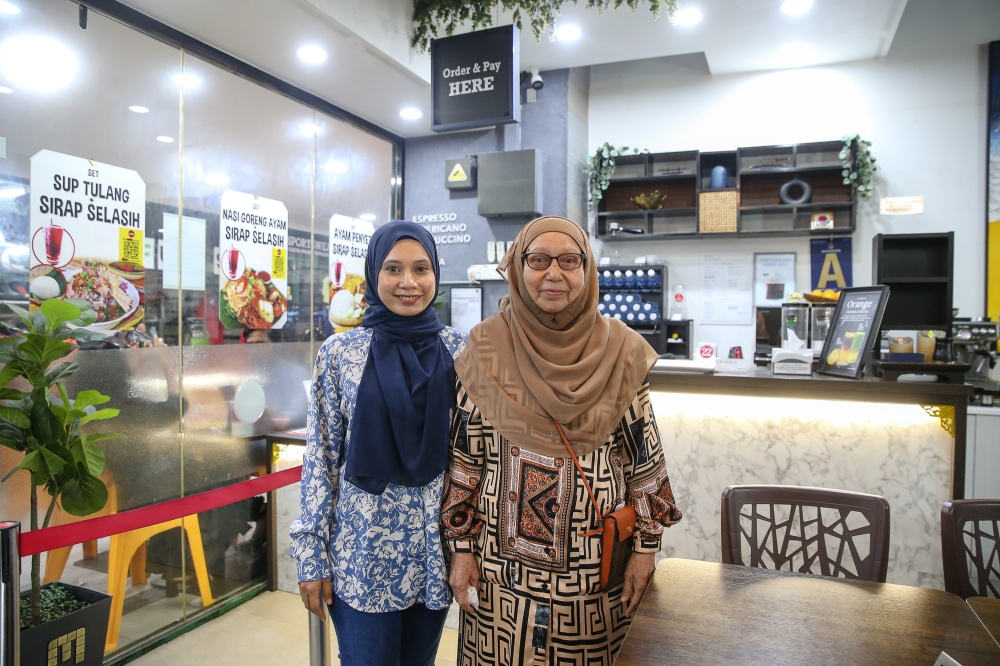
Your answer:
[0,298,121,665]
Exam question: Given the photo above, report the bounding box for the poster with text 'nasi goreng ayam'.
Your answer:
[29,150,146,333]
[219,190,288,330]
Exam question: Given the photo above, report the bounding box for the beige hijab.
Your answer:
[455,216,659,458]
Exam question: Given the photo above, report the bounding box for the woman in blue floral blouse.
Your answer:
[291,221,466,666]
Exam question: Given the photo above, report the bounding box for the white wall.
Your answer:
[588,0,1000,355]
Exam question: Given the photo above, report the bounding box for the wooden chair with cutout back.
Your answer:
[941,499,1000,599]
[721,485,891,582]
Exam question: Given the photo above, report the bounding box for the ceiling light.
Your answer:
[300,122,322,134]
[156,136,174,143]
[359,214,376,221]
[555,25,581,42]
[0,2,20,15]
[0,86,11,94]
[324,160,348,175]
[0,186,26,200]
[781,0,814,16]
[205,172,230,187]
[399,107,422,120]
[672,7,703,26]
[0,35,77,92]
[129,105,149,113]
[172,73,199,87]
[297,45,327,65]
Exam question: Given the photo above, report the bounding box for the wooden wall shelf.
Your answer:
[596,140,857,241]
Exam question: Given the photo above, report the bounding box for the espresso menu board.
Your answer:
[817,286,890,379]
[29,150,146,333]
[218,190,288,330]
[327,214,374,332]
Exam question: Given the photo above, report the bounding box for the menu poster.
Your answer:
[218,190,288,330]
[817,286,890,379]
[754,253,796,307]
[29,149,146,332]
[328,214,374,332]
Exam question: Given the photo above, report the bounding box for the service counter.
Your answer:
[647,367,970,590]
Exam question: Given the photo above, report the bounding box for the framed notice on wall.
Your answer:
[816,286,890,379]
[754,252,796,307]
[431,25,520,132]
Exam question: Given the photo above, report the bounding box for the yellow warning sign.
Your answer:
[448,163,468,182]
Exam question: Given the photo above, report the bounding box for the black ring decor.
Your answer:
[779,179,812,205]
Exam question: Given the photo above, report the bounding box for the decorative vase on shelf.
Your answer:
[710,165,728,189]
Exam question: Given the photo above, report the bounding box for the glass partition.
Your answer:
[0,0,399,659]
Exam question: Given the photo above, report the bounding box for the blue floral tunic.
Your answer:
[290,326,467,612]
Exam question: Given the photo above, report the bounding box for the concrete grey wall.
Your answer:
[403,68,583,282]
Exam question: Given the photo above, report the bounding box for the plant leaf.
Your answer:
[0,361,23,389]
[73,390,110,410]
[3,302,34,331]
[45,362,79,386]
[40,299,83,331]
[78,408,119,425]
[0,405,29,428]
[60,474,108,516]
[70,436,106,476]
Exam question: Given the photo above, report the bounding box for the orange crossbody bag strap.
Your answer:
[552,420,604,537]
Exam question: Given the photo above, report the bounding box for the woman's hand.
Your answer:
[449,552,481,614]
[621,553,656,618]
[299,578,333,619]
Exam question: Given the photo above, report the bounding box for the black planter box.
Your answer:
[20,582,111,666]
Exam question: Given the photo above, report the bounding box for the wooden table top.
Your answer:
[616,559,1000,666]
[967,597,1000,649]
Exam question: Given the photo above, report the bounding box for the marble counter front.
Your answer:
[647,369,971,590]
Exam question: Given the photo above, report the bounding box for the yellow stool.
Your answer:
[104,515,214,651]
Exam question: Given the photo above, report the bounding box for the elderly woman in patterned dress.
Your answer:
[442,216,682,666]
[291,221,466,666]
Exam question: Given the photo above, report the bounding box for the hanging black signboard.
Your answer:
[432,25,520,132]
[816,285,890,379]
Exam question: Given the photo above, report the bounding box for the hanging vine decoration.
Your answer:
[412,1,678,53]
[840,134,877,198]
[585,142,649,212]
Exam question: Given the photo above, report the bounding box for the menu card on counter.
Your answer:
[816,286,890,379]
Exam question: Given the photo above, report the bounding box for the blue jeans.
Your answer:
[329,595,449,666]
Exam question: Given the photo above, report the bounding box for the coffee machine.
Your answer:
[952,318,1000,392]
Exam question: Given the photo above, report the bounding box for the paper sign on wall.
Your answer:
[218,190,288,329]
[810,238,853,291]
[29,149,146,332]
[880,196,924,215]
[754,253,796,307]
[328,214,374,331]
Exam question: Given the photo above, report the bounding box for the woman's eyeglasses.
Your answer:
[521,252,586,271]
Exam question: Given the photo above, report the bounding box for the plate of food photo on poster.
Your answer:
[817,285,890,379]
[218,190,289,330]
[29,150,146,333]
[327,214,374,333]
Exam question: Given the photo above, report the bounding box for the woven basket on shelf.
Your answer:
[699,190,739,233]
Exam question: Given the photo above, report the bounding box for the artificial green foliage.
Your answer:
[840,134,877,198]
[20,583,89,630]
[0,298,121,629]
[412,1,678,52]
[584,143,648,212]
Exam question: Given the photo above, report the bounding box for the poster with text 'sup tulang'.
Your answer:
[328,214,374,332]
[29,150,146,333]
[219,190,288,330]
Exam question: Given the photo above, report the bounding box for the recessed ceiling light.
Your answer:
[300,122,322,134]
[0,35,77,92]
[0,186,26,200]
[0,2,20,15]
[359,214,376,221]
[0,86,11,94]
[781,0,814,16]
[129,105,149,113]
[156,136,174,143]
[205,172,230,187]
[399,107,422,120]
[297,45,327,65]
[324,160,348,174]
[172,73,199,87]
[555,25,581,42]
[672,7,703,26]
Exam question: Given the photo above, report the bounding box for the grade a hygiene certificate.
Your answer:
[702,253,753,325]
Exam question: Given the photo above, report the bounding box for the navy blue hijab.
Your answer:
[344,221,455,495]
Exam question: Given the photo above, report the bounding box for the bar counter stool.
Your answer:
[721,485,891,583]
[941,499,1000,599]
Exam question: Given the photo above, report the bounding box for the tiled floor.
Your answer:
[129,591,460,666]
